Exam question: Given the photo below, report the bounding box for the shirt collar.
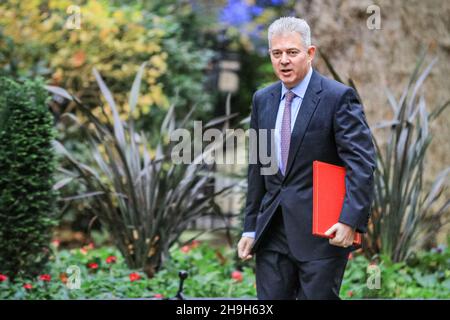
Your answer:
[281,67,313,101]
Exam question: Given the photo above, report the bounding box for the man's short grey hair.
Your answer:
[268,17,311,49]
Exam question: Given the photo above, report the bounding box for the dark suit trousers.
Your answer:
[255,206,348,300]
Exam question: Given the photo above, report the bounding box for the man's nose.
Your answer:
[280,52,290,64]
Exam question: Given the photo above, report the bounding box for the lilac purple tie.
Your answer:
[280,90,296,175]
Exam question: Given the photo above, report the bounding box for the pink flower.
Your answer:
[231,270,243,282]
[106,256,117,264]
[80,242,94,255]
[347,290,354,297]
[0,274,8,282]
[129,273,141,282]
[51,239,60,248]
[87,262,99,270]
[154,293,164,298]
[181,245,190,253]
[23,283,33,290]
[39,274,51,282]
[348,253,353,260]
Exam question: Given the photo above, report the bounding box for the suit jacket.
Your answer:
[244,69,376,261]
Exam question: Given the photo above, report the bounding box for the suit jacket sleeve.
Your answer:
[243,91,267,233]
[333,88,376,233]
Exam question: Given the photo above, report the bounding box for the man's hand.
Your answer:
[237,236,254,260]
[324,222,356,248]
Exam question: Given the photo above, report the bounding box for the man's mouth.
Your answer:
[280,69,293,76]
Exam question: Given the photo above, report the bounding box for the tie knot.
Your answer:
[285,90,296,104]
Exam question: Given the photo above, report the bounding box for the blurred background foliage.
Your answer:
[1,0,168,116]
[0,0,217,134]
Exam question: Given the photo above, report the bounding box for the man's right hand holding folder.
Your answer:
[324,222,356,248]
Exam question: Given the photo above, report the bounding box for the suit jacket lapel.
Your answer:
[284,70,322,179]
[268,82,281,130]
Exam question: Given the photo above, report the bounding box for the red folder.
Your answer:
[312,161,362,246]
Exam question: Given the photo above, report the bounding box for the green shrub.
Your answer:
[341,245,450,299]
[0,77,57,280]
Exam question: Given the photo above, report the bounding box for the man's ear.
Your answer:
[307,45,316,62]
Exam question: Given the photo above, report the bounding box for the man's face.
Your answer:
[269,32,316,89]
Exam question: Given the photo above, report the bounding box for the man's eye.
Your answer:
[288,50,299,56]
[272,51,281,57]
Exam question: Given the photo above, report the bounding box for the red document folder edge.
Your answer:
[312,160,362,246]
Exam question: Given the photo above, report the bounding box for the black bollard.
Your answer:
[175,270,188,300]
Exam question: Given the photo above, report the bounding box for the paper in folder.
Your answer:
[312,160,362,246]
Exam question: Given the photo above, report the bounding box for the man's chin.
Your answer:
[280,79,299,89]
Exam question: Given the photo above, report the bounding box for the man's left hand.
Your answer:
[324,222,355,248]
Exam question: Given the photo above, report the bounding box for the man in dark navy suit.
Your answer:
[237,17,376,300]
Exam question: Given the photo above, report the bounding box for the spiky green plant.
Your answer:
[47,63,233,277]
[320,50,449,262]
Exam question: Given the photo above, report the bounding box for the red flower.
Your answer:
[180,245,190,253]
[59,272,68,284]
[106,256,117,264]
[347,290,354,297]
[190,240,200,249]
[39,274,51,282]
[348,252,353,260]
[0,274,8,282]
[154,293,164,299]
[88,262,99,269]
[71,50,86,68]
[23,283,33,290]
[129,272,141,282]
[51,239,60,248]
[231,270,243,282]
